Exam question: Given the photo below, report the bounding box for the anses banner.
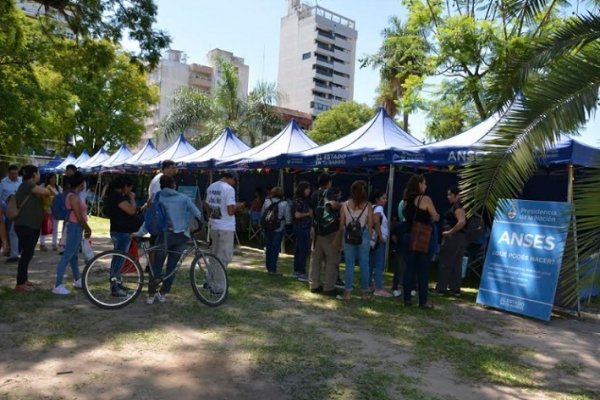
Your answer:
[476,199,571,321]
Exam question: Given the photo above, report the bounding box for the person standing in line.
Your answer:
[104,176,142,297]
[369,190,392,297]
[335,180,374,301]
[402,174,439,309]
[309,174,342,295]
[52,172,91,295]
[206,171,244,269]
[12,165,52,292]
[435,186,468,296]
[261,186,292,276]
[1,165,22,262]
[39,174,60,251]
[57,164,79,253]
[146,175,203,304]
[292,181,312,282]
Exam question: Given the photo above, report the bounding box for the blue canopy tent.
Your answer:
[78,148,110,172]
[93,144,133,172]
[392,112,600,167]
[39,155,65,173]
[125,134,196,171]
[216,119,318,170]
[53,151,88,173]
[288,107,422,169]
[119,139,159,171]
[176,127,250,170]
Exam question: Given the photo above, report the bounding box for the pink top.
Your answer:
[343,201,369,228]
[66,192,87,223]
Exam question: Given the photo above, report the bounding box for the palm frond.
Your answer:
[460,42,600,216]
[159,87,212,144]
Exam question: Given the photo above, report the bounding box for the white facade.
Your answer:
[143,49,249,148]
[277,0,357,117]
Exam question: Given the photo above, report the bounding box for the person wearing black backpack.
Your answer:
[334,180,373,301]
[261,186,292,275]
[309,174,342,295]
[435,186,468,296]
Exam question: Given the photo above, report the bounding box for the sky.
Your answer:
[145,0,598,146]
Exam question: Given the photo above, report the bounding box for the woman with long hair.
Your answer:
[402,174,439,309]
[39,174,60,251]
[336,180,373,301]
[293,181,312,282]
[104,175,141,297]
[369,190,391,297]
[12,165,52,292]
[52,172,92,295]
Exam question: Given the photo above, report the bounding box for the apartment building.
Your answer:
[277,0,357,117]
[144,49,249,148]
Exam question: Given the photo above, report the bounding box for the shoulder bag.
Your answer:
[409,196,432,254]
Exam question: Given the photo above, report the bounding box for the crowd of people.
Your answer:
[1,161,481,309]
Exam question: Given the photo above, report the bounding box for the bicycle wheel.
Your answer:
[82,250,144,309]
[189,252,228,307]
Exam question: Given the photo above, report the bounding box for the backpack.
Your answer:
[345,203,367,245]
[314,189,339,236]
[260,199,281,232]
[143,192,169,236]
[464,212,485,242]
[51,191,72,220]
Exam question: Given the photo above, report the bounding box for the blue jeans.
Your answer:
[55,222,83,287]
[150,232,188,294]
[293,224,311,275]
[110,232,132,280]
[343,229,370,291]
[369,240,386,290]
[402,233,431,306]
[264,229,284,273]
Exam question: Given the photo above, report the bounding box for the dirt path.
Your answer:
[0,238,598,400]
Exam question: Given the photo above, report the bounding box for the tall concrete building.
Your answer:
[144,49,249,148]
[277,0,357,117]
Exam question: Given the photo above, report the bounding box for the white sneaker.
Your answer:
[146,294,156,305]
[411,290,417,297]
[392,290,402,297]
[52,284,70,295]
[155,292,166,303]
[73,278,82,289]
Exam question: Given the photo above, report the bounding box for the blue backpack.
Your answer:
[51,191,73,220]
[143,192,169,236]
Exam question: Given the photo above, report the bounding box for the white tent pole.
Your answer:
[384,164,395,271]
[567,164,582,316]
[279,168,286,254]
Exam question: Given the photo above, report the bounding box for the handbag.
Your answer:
[409,196,432,254]
[41,212,54,235]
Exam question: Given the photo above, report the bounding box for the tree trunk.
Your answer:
[472,90,487,120]
[402,111,409,132]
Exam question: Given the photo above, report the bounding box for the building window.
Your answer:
[302,52,311,60]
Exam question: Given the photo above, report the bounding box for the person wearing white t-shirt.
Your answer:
[0,165,22,262]
[146,160,177,204]
[206,171,244,268]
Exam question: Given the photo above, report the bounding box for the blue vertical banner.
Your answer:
[476,199,571,321]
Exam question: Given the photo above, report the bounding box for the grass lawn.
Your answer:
[0,216,597,399]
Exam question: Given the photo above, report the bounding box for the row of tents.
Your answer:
[39,107,600,175]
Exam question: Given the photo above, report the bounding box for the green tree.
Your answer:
[460,13,600,301]
[161,60,284,147]
[30,0,170,69]
[0,1,74,156]
[367,0,569,140]
[360,16,430,132]
[51,40,158,152]
[308,101,374,145]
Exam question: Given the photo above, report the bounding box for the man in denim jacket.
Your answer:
[146,175,202,304]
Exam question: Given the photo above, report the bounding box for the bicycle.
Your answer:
[81,234,228,309]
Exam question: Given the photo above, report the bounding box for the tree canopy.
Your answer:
[0,1,157,156]
[308,101,375,145]
[365,0,576,140]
